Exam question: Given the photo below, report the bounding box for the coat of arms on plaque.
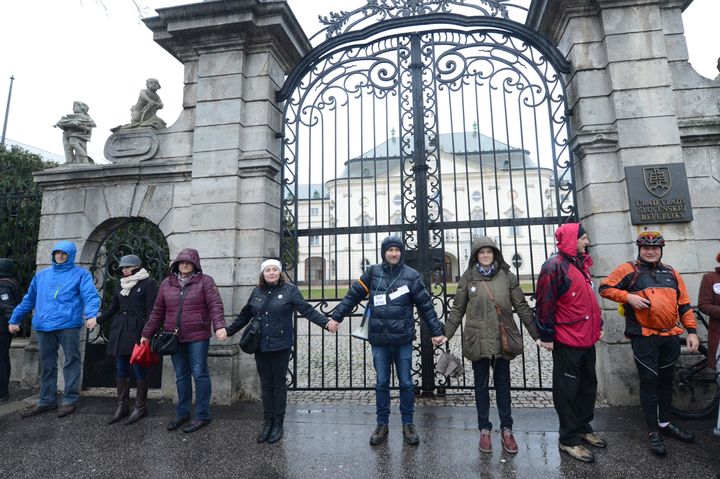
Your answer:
[643,166,671,198]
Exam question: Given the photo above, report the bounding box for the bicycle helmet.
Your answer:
[636,231,665,247]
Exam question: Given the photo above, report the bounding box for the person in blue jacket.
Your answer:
[8,241,100,418]
[329,236,446,446]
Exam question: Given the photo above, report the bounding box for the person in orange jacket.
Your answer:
[599,231,699,457]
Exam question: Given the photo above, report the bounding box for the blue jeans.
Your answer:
[372,342,414,425]
[115,355,147,381]
[472,357,512,430]
[35,328,82,407]
[171,339,211,421]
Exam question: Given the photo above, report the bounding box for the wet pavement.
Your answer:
[0,392,717,479]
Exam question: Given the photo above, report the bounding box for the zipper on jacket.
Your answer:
[54,286,60,299]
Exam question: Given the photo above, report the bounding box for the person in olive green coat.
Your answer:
[445,236,541,455]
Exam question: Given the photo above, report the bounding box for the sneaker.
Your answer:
[558,443,595,463]
[659,423,695,443]
[369,424,389,446]
[479,429,492,453]
[501,428,518,454]
[402,424,420,446]
[580,432,607,448]
[648,432,667,457]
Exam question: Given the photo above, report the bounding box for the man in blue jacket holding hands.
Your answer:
[8,241,100,418]
[329,236,446,446]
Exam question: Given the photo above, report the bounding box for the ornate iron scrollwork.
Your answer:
[315,0,523,41]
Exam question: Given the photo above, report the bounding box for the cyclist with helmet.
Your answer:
[600,231,699,457]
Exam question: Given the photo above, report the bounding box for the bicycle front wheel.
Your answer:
[670,344,720,419]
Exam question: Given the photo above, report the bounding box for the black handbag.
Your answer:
[238,289,275,354]
[239,316,262,354]
[151,285,188,356]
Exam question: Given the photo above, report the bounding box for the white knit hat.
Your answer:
[260,259,282,273]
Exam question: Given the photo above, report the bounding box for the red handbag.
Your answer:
[130,342,160,368]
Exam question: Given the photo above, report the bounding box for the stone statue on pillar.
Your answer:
[54,101,96,164]
[111,78,167,132]
[105,78,165,163]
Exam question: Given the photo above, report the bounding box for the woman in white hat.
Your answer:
[225,259,332,444]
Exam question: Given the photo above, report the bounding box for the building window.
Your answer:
[359,213,374,243]
[310,207,319,216]
[309,235,320,246]
[471,207,484,240]
[471,190,482,202]
[393,194,402,205]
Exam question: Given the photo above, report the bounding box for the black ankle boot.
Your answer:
[267,417,284,444]
[257,419,274,443]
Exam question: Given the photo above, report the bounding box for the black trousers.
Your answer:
[552,342,598,446]
[0,333,12,399]
[255,348,291,420]
[630,335,680,432]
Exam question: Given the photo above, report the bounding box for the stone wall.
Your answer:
[528,0,720,404]
[17,0,311,404]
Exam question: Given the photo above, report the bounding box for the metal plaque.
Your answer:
[625,163,693,224]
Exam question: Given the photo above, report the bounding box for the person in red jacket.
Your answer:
[599,231,698,457]
[698,250,720,369]
[141,248,227,433]
[535,222,604,463]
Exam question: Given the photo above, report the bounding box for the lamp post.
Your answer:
[1,75,15,148]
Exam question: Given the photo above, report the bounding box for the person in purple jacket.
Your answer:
[141,248,226,433]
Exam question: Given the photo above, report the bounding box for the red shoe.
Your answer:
[479,429,492,453]
[501,428,518,454]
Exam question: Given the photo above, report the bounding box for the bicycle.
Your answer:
[670,309,719,420]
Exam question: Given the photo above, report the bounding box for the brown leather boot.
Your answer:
[108,379,130,424]
[125,379,148,425]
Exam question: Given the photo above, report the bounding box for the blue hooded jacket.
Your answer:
[9,241,100,331]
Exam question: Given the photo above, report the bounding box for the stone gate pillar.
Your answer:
[29,0,311,404]
[528,0,720,404]
[141,0,311,402]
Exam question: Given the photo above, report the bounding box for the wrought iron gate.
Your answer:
[82,218,170,389]
[278,0,576,393]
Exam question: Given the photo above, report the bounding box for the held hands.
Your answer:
[8,324,20,334]
[326,320,340,333]
[686,333,699,352]
[140,337,149,344]
[536,339,554,351]
[85,318,97,330]
[431,335,447,346]
[215,328,228,341]
[625,294,651,310]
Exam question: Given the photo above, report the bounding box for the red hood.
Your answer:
[555,223,593,270]
[555,223,579,256]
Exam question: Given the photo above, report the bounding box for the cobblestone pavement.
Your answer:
[293,319,553,392]
[287,389,564,407]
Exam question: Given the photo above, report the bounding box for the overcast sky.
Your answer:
[1,0,718,163]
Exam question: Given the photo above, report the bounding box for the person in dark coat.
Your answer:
[224,259,331,444]
[0,258,20,401]
[329,236,446,446]
[698,250,720,369]
[87,255,157,424]
[141,248,227,433]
